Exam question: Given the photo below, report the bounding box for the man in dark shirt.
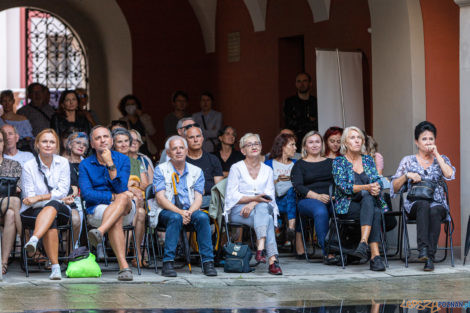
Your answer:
[185,126,223,208]
[283,72,318,149]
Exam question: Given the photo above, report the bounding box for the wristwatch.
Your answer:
[106,164,116,171]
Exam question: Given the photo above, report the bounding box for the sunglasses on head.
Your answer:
[182,123,200,130]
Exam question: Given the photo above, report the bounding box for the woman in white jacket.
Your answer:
[224,133,282,275]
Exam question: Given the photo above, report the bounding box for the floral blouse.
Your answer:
[0,158,22,189]
[332,155,388,214]
[390,155,455,214]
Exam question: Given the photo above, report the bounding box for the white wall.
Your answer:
[0,0,133,123]
[369,0,426,176]
[0,8,21,90]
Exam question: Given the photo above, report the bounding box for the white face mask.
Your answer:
[125,104,137,115]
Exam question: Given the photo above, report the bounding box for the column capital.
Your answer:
[454,0,470,7]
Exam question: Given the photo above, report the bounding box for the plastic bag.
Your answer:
[66,253,102,278]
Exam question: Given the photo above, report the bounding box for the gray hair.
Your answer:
[176,117,195,130]
[183,126,203,137]
[0,123,18,135]
[239,133,261,149]
[340,126,366,155]
[165,135,188,150]
[111,127,133,147]
[129,129,143,144]
[301,131,324,159]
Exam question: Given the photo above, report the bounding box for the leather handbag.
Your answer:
[0,176,19,198]
[407,180,437,202]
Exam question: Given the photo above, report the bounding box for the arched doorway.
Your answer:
[0,0,132,122]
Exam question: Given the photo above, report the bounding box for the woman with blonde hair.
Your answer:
[332,126,388,271]
[21,129,73,280]
[291,131,336,263]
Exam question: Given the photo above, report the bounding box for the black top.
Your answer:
[50,113,91,139]
[186,151,223,194]
[291,158,333,198]
[213,149,245,173]
[283,94,318,149]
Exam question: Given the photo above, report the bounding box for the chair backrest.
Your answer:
[145,185,155,201]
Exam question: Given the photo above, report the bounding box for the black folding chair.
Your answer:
[325,184,389,269]
[401,180,454,267]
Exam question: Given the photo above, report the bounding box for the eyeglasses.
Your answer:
[181,123,200,130]
[243,142,261,148]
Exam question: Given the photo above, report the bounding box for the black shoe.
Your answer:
[323,255,339,265]
[370,256,386,271]
[162,261,177,277]
[418,247,429,261]
[202,261,218,276]
[353,242,369,261]
[424,258,434,271]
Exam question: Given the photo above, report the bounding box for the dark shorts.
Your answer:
[21,200,71,229]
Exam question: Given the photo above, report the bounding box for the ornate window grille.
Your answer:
[25,8,88,103]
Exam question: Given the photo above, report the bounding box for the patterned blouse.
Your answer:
[0,158,22,189]
[332,155,388,214]
[390,155,455,213]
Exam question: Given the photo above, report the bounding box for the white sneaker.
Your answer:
[25,238,38,255]
[49,267,62,280]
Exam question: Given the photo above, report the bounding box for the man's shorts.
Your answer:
[87,200,136,228]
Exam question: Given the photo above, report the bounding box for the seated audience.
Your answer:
[63,132,89,246]
[163,91,191,137]
[213,126,244,177]
[79,125,136,281]
[224,133,282,275]
[265,133,297,243]
[118,95,157,156]
[1,124,34,167]
[391,121,455,271]
[153,135,217,277]
[0,90,34,151]
[50,90,91,141]
[129,129,154,186]
[17,83,55,137]
[21,129,73,280]
[192,91,222,153]
[291,131,336,263]
[111,128,147,267]
[323,126,343,159]
[185,126,223,208]
[332,126,388,271]
[75,88,98,126]
[159,117,197,164]
[0,129,22,275]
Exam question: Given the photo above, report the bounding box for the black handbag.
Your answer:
[0,176,19,198]
[223,242,255,273]
[407,180,437,202]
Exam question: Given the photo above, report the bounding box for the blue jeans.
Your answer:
[158,209,214,263]
[296,198,331,255]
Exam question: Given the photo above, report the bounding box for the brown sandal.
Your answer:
[2,263,7,275]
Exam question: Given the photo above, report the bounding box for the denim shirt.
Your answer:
[332,155,388,214]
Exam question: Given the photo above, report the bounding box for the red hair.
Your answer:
[323,126,343,157]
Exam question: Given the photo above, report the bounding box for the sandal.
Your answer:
[31,251,48,263]
[131,259,149,268]
[2,263,7,275]
[88,229,103,248]
[117,267,133,281]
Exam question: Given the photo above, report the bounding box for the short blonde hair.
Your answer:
[301,131,324,158]
[35,128,60,154]
[239,133,261,149]
[129,129,143,144]
[340,126,366,155]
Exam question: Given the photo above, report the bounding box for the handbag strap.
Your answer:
[35,154,53,192]
[0,179,13,218]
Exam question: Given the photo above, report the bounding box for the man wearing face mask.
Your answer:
[118,94,157,156]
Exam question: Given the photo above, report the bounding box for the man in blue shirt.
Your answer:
[154,135,217,277]
[79,125,135,281]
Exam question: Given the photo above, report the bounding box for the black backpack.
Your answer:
[223,242,255,273]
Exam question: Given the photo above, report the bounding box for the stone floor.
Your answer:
[1,254,470,312]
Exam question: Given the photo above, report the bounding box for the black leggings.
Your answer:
[20,200,71,230]
[340,192,382,243]
[407,201,446,257]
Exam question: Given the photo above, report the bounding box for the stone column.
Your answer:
[455,0,470,257]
